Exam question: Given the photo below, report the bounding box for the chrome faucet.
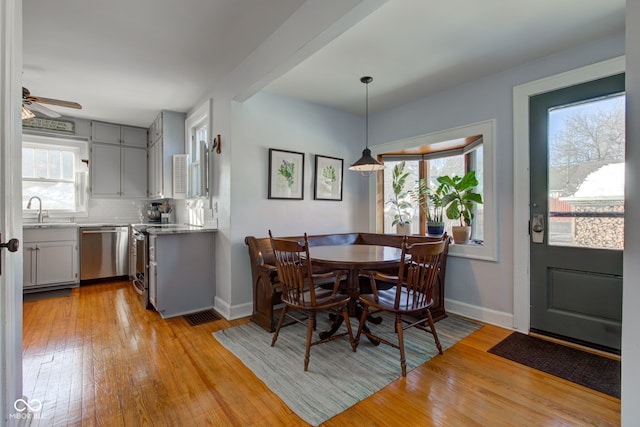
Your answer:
[26,196,44,223]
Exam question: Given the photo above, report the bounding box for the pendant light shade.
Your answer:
[349,76,384,176]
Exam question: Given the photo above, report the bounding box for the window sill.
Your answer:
[449,240,497,262]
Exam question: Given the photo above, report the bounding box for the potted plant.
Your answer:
[387,161,412,235]
[412,178,445,236]
[438,170,483,244]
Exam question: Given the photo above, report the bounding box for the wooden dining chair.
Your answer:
[268,230,356,371]
[355,237,447,376]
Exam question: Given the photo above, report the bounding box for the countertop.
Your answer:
[24,222,218,234]
[132,224,218,235]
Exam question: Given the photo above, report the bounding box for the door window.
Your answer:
[547,94,625,249]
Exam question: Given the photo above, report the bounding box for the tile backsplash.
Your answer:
[76,199,146,224]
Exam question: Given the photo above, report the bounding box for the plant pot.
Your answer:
[396,223,412,235]
[451,225,472,244]
[426,221,445,237]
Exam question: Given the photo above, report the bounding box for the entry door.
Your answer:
[529,73,624,352]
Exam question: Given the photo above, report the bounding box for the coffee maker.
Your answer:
[147,202,162,223]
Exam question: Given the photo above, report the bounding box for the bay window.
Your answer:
[374,120,496,261]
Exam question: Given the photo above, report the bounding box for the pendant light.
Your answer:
[349,76,384,176]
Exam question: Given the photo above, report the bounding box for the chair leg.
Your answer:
[354,304,369,347]
[425,309,443,354]
[396,313,407,377]
[341,306,356,352]
[304,311,315,371]
[271,305,288,347]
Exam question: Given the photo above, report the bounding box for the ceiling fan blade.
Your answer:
[30,96,82,109]
[26,102,62,118]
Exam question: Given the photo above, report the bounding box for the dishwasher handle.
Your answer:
[81,228,128,234]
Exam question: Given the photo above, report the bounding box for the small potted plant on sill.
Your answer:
[412,178,445,236]
[387,161,412,235]
[438,170,483,244]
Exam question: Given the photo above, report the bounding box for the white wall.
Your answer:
[368,32,625,326]
[623,0,639,424]
[214,92,367,319]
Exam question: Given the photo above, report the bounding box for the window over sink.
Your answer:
[22,134,88,216]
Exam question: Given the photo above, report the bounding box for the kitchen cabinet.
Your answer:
[91,143,147,198]
[91,120,148,198]
[23,227,79,291]
[148,110,185,199]
[148,231,215,318]
[91,121,147,147]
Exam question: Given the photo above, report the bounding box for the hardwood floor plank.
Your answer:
[22,281,620,426]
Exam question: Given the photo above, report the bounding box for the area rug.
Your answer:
[488,332,620,398]
[213,314,482,426]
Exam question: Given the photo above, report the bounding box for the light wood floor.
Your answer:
[22,280,620,426]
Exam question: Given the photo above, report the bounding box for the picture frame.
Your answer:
[314,155,343,201]
[268,148,305,200]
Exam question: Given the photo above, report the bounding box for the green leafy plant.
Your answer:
[412,178,445,223]
[278,159,295,188]
[438,170,483,226]
[387,161,412,227]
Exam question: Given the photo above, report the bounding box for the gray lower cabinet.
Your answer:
[23,227,79,291]
[148,231,215,318]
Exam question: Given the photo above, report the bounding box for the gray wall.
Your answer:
[623,0,639,423]
[216,92,368,318]
[214,31,630,343]
[367,32,625,323]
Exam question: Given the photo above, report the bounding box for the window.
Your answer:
[373,120,496,261]
[22,135,88,216]
[382,142,483,241]
[185,99,211,199]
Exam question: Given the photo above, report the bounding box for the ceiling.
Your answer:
[22,0,625,128]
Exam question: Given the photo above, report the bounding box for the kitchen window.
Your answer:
[22,135,88,216]
[373,119,496,261]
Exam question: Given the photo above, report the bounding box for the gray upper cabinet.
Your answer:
[147,111,185,199]
[90,121,148,198]
[91,121,147,147]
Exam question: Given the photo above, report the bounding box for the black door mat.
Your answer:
[488,332,620,398]
[184,309,221,326]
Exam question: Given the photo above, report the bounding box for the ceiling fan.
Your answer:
[22,87,82,120]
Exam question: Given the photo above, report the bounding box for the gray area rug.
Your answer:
[213,313,482,426]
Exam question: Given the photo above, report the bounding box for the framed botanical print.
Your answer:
[268,148,304,200]
[314,155,343,201]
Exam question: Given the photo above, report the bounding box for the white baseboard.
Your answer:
[445,298,514,330]
[214,296,252,321]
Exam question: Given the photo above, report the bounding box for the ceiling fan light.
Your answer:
[21,105,35,120]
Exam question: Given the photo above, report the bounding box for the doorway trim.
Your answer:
[512,56,625,333]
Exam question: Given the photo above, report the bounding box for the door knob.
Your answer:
[0,234,19,275]
[0,237,19,252]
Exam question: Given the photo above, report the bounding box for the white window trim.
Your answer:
[371,119,497,261]
[22,134,89,218]
[185,98,212,201]
[512,55,625,333]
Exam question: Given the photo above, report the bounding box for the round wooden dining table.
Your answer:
[309,244,404,301]
[308,244,404,340]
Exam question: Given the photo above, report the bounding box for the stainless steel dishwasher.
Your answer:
[80,226,129,281]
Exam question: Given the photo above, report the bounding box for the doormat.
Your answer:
[488,332,620,398]
[184,309,221,326]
